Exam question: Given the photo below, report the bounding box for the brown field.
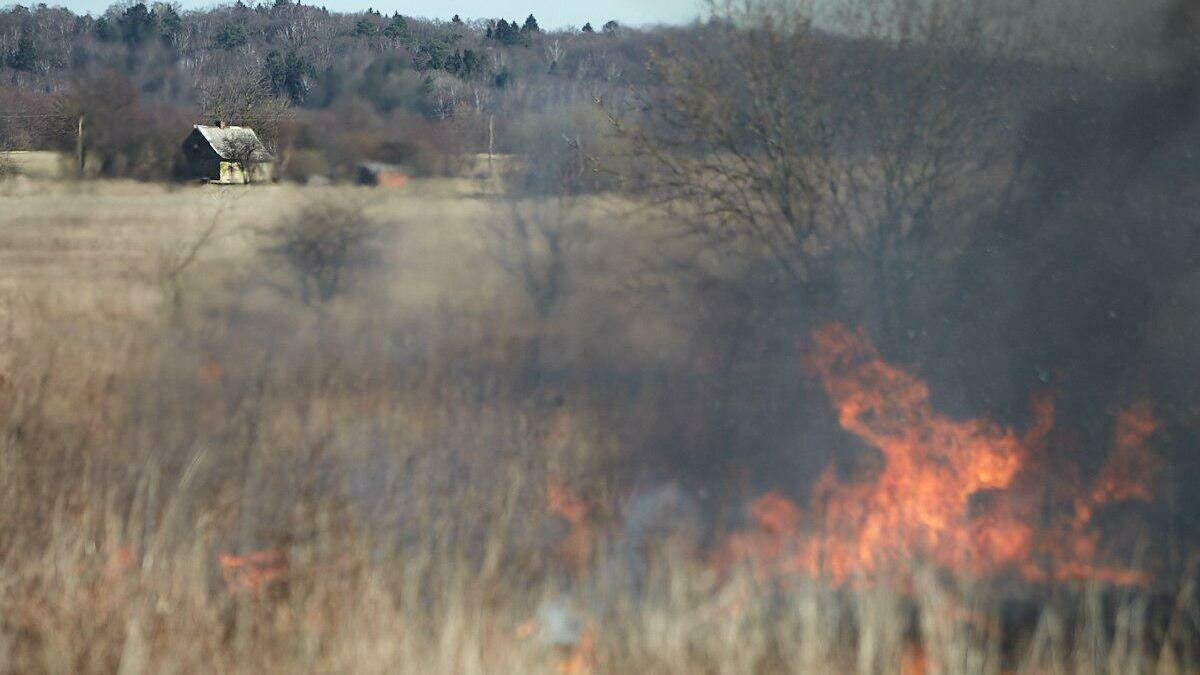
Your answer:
[1,178,503,318]
[0,177,1195,674]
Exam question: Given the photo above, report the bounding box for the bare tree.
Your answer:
[617,0,1024,341]
[195,57,271,125]
[220,131,273,184]
[490,197,587,322]
[612,4,837,291]
[818,0,1030,339]
[262,200,382,305]
[544,37,566,68]
[241,97,296,176]
[424,73,461,120]
[486,169,592,388]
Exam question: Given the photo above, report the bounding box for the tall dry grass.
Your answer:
[1,295,1195,675]
[0,182,1195,674]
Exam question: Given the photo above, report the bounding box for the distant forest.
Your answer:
[0,0,1189,184]
[0,1,652,179]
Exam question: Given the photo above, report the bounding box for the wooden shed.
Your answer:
[181,124,275,184]
[355,162,409,188]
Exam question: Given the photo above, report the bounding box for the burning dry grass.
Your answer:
[0,180,1195,673]
[765,324,1159,586]
[0,328,1189,673]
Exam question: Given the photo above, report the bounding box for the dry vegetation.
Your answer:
[0,0,1198,669]
[0,177,1192,674]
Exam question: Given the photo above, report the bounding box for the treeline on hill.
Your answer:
[0,0,642,181]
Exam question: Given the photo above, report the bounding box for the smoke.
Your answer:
[948,0,1197,401]
[664,0,1200,574]
[895,0,1200,566]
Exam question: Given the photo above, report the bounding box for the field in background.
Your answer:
[0,178,500,320]
[2,151,66,180]
[0,176,684,358]
[0,178,1196,674]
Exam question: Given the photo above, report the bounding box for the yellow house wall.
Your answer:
[216,161,274,184]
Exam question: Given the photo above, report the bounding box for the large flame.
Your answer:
[722,324,1162,586]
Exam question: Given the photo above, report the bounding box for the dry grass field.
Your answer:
[0,177,682,358]
[0,178,494,319]
[0,177,1196,674]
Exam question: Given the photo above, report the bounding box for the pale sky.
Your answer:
[60,0,703,29]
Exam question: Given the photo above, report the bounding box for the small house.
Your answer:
[355,162,408,188]
[181,123,274,184]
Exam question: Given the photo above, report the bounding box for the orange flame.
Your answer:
[105,544,139,581]
[1089,399,1162,508]
[198,360,222,384]
[557,624,596,675]
[219,548,289,595]
[901,643,927,675]
[719,492,805,582]
[721,324,1163,586]
[801,324,1034,582]
[546,476,594,569]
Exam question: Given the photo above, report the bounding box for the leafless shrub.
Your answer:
[489,198,588,322]
[261,199,384,304]
[158,197,238,312]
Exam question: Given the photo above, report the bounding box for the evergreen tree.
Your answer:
[157,5,182,46]
[495,19,512,42]
[489,18,525,46]
[215,21,249,49]
[414,41,448,71]
[581,22,594,33]
[461,48,481,77]
[355,16,378,36]
[445,50,463,74]
[442,48,481,78]
[118,3,157,47]
[383,13,409,40]
[522,14,539,33]
[263,49,314,104]
[494,68,511,88]
[94,16,116,42]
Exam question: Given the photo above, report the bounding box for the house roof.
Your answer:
[193,125,274,162]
